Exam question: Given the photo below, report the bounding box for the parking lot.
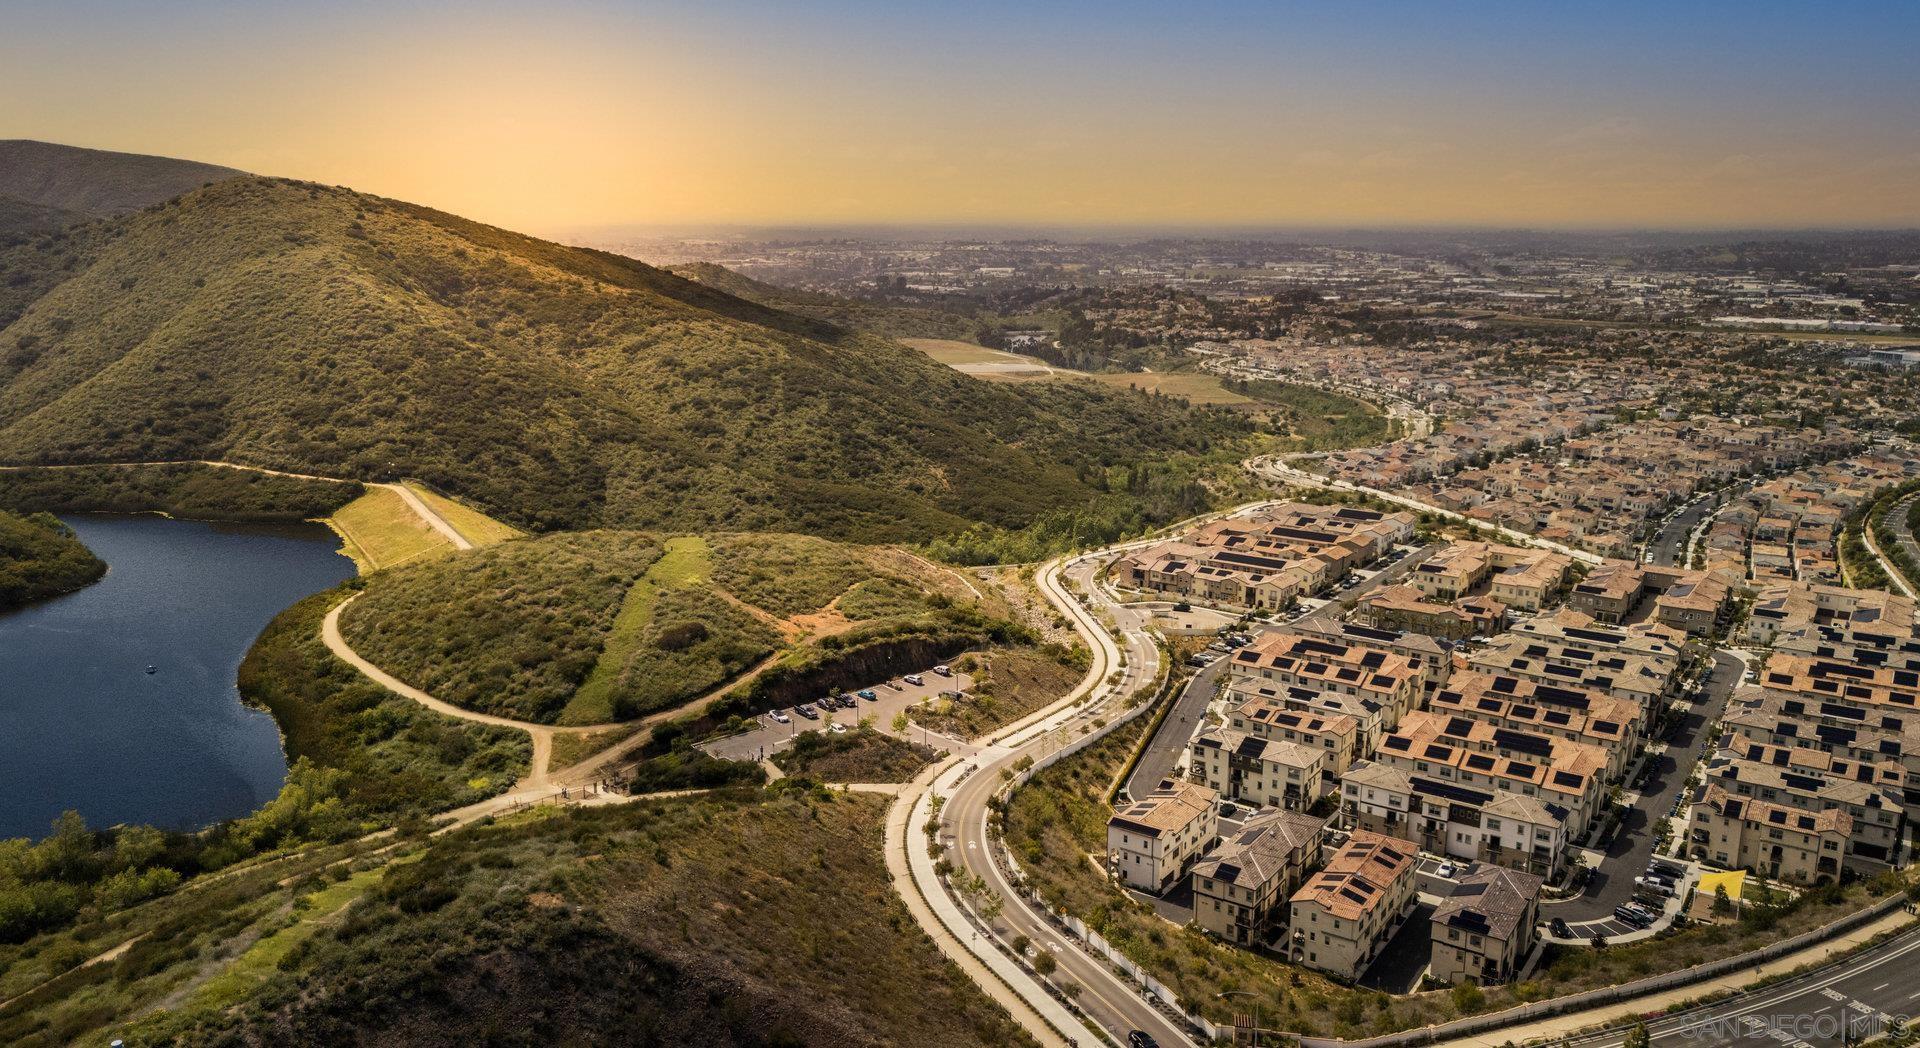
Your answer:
[701,668,978,764]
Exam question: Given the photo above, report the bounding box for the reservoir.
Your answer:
[0,515,354,840]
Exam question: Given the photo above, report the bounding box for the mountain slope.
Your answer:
[0,139,244,219]
[0,176,1245,540]
[0,193,88,242]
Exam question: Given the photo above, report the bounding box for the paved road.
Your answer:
[1251,457,1604,567]
[933,553,1197,1046]
[1559,921,1920,1048]
[1879,491,1920,596]
[1123,655,1230,799]
[1551,650,1742,922]
[702,672,977,762]
[1645,496,1716,567]
[1861,501,1918,598]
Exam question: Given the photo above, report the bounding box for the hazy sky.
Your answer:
[5,0,1918,232]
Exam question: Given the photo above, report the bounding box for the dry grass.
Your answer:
[401,483,523,547]
[1083,370,1256,405]
[325,487,451,572]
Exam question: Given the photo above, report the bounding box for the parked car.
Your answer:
[857,689,878,701]
[1186,655,1210,668]
[1549,917,1572,938]
[1129,1033,1160,1048]
[770,710,791,724]
[1434,862,1458,879]
[933,664,952,677]
[1172,603,1191,612]
[904,674,924,686]
[795,704,819,720]
[829,722,848,734]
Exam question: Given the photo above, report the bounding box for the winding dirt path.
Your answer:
[321,595,627,786]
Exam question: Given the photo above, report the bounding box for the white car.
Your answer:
[770,710,791,724]
[933,664,952,677]
[829,722,849,734]
[904,673,924,686]
[1434,862,1458,879]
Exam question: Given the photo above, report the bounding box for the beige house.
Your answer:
[1227,690,1363,777]
[1188,727,1329,810]
[1191,810,1328,946]
[1429,864,1543,986]
[1686,784,1850,884]
[1288,830,1419,981]
[1107,780,1220,892]
[1229,632,1427,747]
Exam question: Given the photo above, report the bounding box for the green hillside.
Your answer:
[0,194,87,243]
[75,795,1031,1048]
[0,510,105,608]
[0,176,1248,541]
[336,529,990,725]
[0,140,243,219]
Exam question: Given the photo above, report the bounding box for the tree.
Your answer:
[1623,1021,1651,1048]
[1451,980,1485,1014]
[1712,884,1734,917]
[892,711,911,734]
[1032,949,1058,976]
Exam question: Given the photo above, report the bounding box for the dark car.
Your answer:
[1128,1033,1160,1048]
[1549,917,1572,938]
[795,704,820,720]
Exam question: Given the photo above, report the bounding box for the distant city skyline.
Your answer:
[5,0,1918,232]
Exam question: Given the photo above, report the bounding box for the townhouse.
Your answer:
[1229,632,1428,748]
[1406,540,1572,612]
[1107,779,1220,892]
[1288,830,1420,982]
[1114,502,1416,611]
[1697,744,1906,872]
[1429,864,1544,986]
[1226,690,1363,778]
[1425,670,1642,781]
[1190,810,1328,946]
[1340,710,1603,876]
[1354,585,1507,641]
[1686,783,1851,884]
[1188,727,1329,810]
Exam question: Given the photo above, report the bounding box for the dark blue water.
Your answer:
[0,515,354,840]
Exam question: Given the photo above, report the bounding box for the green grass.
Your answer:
[0,462,361,523]
[709,532,888,619]
[565,536,711,724]
[109,794,1037,1047]
[325,486,451,573]
[184,861,394,1012]
[1085,370,1256,405]
[338,531,664,723]
[563,535,782,724]
[400,482,523,547]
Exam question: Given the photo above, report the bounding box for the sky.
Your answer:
[3,0,1918,233]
